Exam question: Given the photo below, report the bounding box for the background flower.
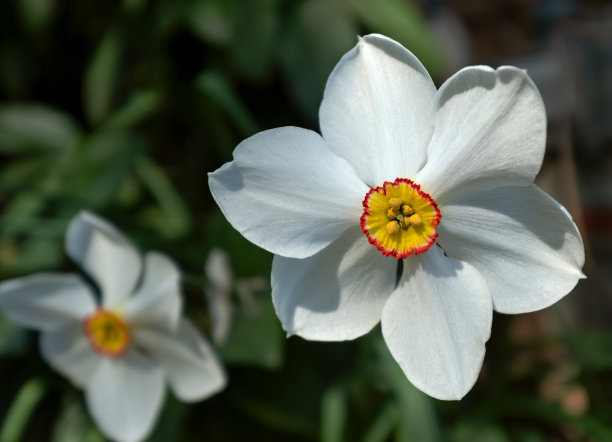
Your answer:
[0,212,226,442]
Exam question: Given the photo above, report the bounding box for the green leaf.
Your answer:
[0,191,47,237]
[229,0,280,79]
[16,0,56,34]
[0,103,82,153]
[196,71,259,137]
[121,0,149,14]
[134,155,192,239]
[0,378,47,442]
[65,130,143,209]
[83,29,123,126]
[375,335,441,442]
[51,394,103,442]
[498,397,612,441]
[185,0,234,45]
[4,236,64,273]
[205,210,272,277]
[221,290,284,369]
[0,46,27,97]
[362,401,400,442]
[320,385,347,442]
[347,0,446,78]
[0,155,55,192]
[278,0,358,119]
[145,395,186,442]
[0,316,27,356]
[344,0,447,78]
[450,422,511,442]
[99,90,160,132]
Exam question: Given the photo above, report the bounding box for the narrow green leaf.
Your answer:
[450,422,511,442]
[99,90,160,132]
[0,378,47,442]
[185,0,234,45]
[146,395,186,442]
[229,0,280,79]
[220,290,284,369]
[0,103,82,153]
[134,155,192,239]
[16,0,55,34]
[51,395,94,442]
[345,0,447,78]
[321,385,347,442]
[236,395,316,436]
[121,0,149,14]
[362,402,400,442]
[375,335,441,442]
[83,29,122,126]
[65,131,143,209]
[196,71,259,137]
[0,316,27,356]
[278,0,358,119]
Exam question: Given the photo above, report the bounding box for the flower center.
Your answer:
[83,309,130,357]
[360,178,441,258]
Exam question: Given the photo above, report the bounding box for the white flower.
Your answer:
[0,211,226,442]
[208,34,585,400]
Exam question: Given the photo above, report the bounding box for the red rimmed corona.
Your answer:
[361,178,441,258]
[83,309,130,357]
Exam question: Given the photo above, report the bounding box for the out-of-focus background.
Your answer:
[0,0,611,440]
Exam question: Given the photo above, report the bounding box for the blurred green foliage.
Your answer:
[0,0,608,441]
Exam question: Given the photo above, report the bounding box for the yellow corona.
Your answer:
[83,309,130,357]
[360,178,441,258]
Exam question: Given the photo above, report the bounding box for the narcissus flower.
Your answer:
[208,34,585,400]
[0,212,226,442]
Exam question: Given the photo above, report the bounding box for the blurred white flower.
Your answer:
[208,34,585,400]
[0,211,226,442]
[204,248,267,345]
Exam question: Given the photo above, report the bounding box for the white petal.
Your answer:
[66,211,142,308]
[208,127,368,259]
[205,248,233,293]
[381,246,492,400]
[39,323,103,388]
[121,252,182,331]
[320,34,436,187]
[437,184,585,313]
[133,319,226,402]
[272,227,397,341]
[0,274,96,332]
[416,66,546,201]
[85,350,165,442]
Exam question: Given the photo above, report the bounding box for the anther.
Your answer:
[402,205,414,216]
[388,198,402,211]
[386,221,400,235]
[408,214,422,226]
[387,208,398,219]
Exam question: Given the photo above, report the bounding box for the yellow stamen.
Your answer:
[386,221,400,235]
[388,198,402,211]
[84,310,130,357]
[360,178,441,258]
[408,213,423,226]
